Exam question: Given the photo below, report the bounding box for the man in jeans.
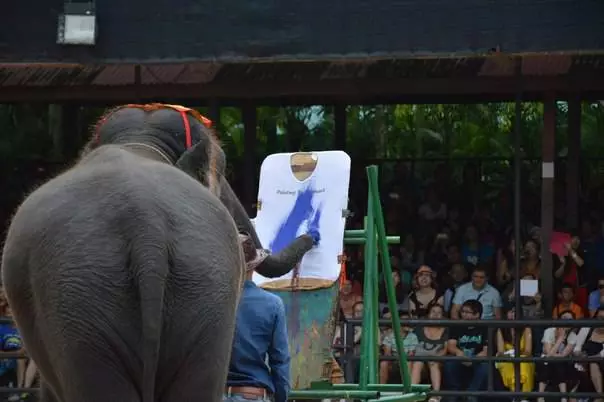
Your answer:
[224,230,319,402]
[443,299,488,402]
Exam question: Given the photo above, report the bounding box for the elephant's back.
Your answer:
[1,147,242,371]
[6,145,230,244]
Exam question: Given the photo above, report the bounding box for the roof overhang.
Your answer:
[1,53,603,104]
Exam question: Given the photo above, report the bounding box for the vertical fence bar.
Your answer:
[366,165,411,393]
[487,327,494,392]
[513,57,523,393]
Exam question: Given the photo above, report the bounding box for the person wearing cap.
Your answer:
[224,229,320,402]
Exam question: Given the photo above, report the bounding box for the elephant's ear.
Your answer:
[175,138,223,197]
[175,140,208,181]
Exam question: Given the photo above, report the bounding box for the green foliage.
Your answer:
[1,101,602,167]
[0,104,52,161]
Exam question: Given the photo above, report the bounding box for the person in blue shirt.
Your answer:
[588,276,604,317]
[224,229,319,402]
[0,304,22,401]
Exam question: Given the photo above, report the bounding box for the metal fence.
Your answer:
[335,318,604,400]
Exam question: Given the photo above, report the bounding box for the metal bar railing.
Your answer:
[348,318,604,327]
[339,318,604,399]
[330,384,603,400]
[350,355,604,363]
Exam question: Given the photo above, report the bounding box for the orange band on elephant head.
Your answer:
[93,103,213,149]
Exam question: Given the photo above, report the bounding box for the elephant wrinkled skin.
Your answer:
[1,105,309,402]
[2,143,245,402]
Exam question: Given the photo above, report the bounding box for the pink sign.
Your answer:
[550,231,571,257]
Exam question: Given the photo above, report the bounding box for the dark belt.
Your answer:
[225,386,271,399]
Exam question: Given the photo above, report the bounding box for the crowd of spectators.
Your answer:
[0,289,37,401]
[335,163,604,402]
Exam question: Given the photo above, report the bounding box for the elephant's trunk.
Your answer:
[256,235,314,278]
[218,178,314,278]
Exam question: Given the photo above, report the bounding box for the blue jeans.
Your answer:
[223,395,272,402]
[443,361,488,391]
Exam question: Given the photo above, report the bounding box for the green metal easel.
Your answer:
[288,165,430,401]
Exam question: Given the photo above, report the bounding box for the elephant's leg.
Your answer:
[158,282,241,402]
[3,260,65,402]
[24,309,141,402]
[44,284,143,402]
[52,347,140,402]
[9,266,142,402]
[155,225,243,402]
[39,381,59,402]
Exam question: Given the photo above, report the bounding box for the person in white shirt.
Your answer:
[535,310,579,402]
[573,307,604,402]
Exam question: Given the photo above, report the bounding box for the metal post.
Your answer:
[367,165,411,393]
[372,222,380,385]
[541,95,556,317]
[486,326,494,392]
[513,57,523,393]
[360,212,376,388]
[343,320,356,383]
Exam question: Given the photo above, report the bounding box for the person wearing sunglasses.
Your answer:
[588,277,604,317]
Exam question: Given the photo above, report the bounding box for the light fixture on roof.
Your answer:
[57,1,97,46]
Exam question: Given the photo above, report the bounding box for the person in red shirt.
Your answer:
[554,236,588,312]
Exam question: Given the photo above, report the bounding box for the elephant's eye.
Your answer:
[197,169,208,185]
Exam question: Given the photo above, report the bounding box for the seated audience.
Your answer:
[378,271,409,313]
[450,265,502,320]
[442,263,468,316]
[408,265,443,318]
[574,307,604,402]
[503,274,544,319]
[536,310,579,402]
[588,276,604,316]
[0,302,22,402]
[460,225,492,267]
[444,300,488,402]
[411,304,448,402]
[495,307,535,396]
[380,312,418,384]
[520,239,541,279]
[339,280,363,319]
[553,283,585,319]
[555,236,588,311]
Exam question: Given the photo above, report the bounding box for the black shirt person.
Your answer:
[443,299,488,402]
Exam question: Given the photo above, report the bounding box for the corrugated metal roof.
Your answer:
[0,54,602,88]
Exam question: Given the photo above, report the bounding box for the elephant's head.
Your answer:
[84,103,312,278]
[82,103,218,179]
[176,135,314,279]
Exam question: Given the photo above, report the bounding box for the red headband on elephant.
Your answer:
[93,103,213,149]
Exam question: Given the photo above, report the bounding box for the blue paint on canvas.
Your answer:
[268,184,322,254]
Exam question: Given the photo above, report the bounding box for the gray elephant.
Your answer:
[1,104,313,402]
